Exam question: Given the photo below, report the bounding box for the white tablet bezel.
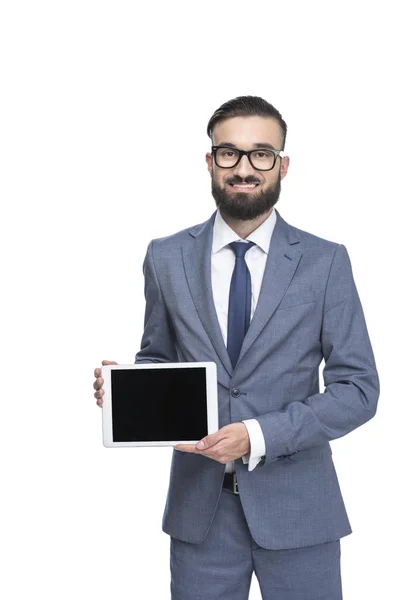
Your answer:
[101,361,219,447]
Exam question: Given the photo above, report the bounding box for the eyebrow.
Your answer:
[217,142,278,150]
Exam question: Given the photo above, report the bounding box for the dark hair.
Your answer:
[206,95,287,150]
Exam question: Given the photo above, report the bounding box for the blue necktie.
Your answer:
[227,241,256,369]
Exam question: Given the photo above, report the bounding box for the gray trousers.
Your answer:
[170,487,342,600]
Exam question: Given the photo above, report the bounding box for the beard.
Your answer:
[211,172,281,221]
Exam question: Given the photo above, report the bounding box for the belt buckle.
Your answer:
[233,472,239,495]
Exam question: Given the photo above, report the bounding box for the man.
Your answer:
[93,95,380,599]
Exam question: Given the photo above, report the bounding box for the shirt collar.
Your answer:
[212,206,277,254]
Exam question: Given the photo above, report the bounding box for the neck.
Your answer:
[219,207,273,239]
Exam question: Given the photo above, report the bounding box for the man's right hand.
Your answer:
[93,360,118,407]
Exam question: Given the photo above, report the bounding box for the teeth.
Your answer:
[232,184,257,188]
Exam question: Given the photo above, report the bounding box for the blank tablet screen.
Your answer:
[111,367,208,442]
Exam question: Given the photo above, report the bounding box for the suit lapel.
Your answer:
[236,210,302,368]
[182,208,302,377]
[182,210,233,376]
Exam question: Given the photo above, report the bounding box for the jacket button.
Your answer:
[231,388,240,397]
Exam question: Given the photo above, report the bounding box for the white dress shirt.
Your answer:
[211,206,277,473]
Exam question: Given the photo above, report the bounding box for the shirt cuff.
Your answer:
[241,419,266,471]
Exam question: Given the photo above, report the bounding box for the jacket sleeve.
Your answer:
[255,243,380,465]
[134,240,179,364]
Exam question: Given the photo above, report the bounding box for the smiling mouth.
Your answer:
[229,183,260,190]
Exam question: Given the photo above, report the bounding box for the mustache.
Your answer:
[225,177,261,185]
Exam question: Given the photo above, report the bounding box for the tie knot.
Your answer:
[229,240,256,259]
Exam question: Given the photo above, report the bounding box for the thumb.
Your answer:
[196,431,220,450]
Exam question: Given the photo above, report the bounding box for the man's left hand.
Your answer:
[174,423,250,464]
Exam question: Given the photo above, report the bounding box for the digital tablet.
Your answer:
[101,362,219,447]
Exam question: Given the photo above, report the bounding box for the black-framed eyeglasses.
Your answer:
[211,145,284,171]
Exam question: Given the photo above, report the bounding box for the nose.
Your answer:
[231,153,256,179]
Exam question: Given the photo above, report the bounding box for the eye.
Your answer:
[254,150,273,158]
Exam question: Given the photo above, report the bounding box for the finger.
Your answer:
[173,444,198,453]
[197,432,227,450]
[93,377,104,391]
[94,361,117,378]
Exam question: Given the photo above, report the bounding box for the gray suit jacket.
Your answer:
[135,208,380,550]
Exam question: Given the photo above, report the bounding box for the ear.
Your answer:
[280,155,290,180]
[205,152,213,176]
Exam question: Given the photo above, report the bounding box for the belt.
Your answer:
[223,472,239,495]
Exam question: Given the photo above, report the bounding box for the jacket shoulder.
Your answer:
[291,224,340,250]
[276,210,347,270]
[147,213,212,256]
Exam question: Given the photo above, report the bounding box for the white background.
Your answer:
[1,1,398,598]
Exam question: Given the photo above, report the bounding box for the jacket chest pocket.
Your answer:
[276,288,316,310]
